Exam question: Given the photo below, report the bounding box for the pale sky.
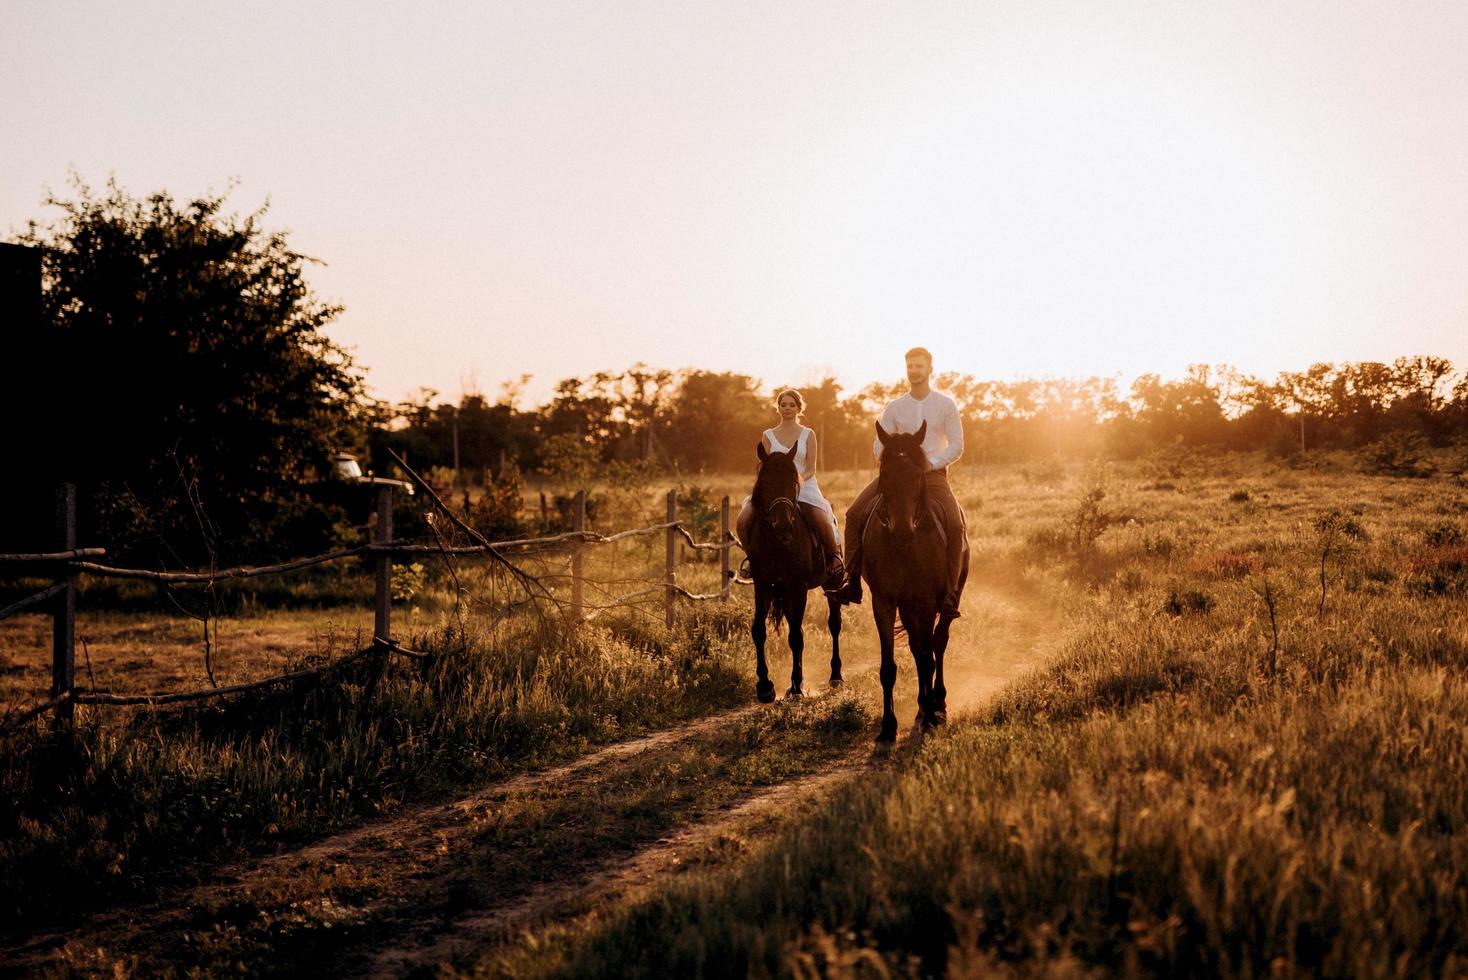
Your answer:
[5,1,1467,405]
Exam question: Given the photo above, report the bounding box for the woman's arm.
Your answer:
[801,428,819,481]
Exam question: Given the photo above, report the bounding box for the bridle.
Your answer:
[876,448,928,530]
[764,495,799,526]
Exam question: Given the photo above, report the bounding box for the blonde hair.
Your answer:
[774,388,805,415]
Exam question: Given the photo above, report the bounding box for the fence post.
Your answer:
[720,495,731,599]
[571,489,585,622]
[665,488,676,628]
[52,483,76,723]
[374,484,393,644]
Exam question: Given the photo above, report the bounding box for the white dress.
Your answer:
[765,427,841,543]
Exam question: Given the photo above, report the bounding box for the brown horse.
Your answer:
[861,421,968,741]
[745,441,843,702]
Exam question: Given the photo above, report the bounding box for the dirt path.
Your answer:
[364,752,877,977]
[357,579,1057,977]
[1,580,1058,977]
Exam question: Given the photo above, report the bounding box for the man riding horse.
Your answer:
[841,346,967,619]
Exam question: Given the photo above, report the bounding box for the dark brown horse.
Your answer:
[861,421,968,741]
[745,441,843,702]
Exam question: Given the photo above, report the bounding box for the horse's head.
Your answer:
[875,420,930,543]
[754,441,801,545]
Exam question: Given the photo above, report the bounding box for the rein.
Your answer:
[765,495,799,525]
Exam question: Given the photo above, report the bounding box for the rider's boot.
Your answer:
[840,547,863,605]
[941,542,964,618]
[822,553,846,594]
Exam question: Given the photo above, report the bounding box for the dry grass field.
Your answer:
[2,449,1466,976]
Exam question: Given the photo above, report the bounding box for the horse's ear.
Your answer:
[914,420,927,444]
[757,442,768,462]
[784,444,798,461]
[875,421,889,444]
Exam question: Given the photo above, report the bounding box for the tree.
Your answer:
[662,370,769,472]
[10,177,365,564]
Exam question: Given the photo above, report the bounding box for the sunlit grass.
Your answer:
[470,451,1468,978]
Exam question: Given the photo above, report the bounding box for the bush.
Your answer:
[470,461,527,537]
[1364,433,1436,478]
[1164,586,1216,615]
[675,484,720,547]
[1070,483,1110,553]
[1424,522,1464,548]
[1142,531,1179,559]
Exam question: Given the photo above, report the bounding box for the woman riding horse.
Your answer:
[737,388,844,586]
[741,436,844,702]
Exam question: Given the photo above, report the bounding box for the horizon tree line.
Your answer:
[6,178,1465,568]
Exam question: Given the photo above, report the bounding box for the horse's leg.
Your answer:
[921,613,940,728]
[786,587,808,699]
[907,604,937,729]
[874,595,898,742]
[752,583,775,703]
[826,594,843,687]
[933,607,955,723]
[898,604,921,727]
[931,547,966,722]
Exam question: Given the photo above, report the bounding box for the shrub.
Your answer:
[675,484,720,545]
[1313,508,1368,615]
[1142,531,1178,559]
[1424,522,1464,548]
[1164,586,1216,615]
[391,562,428,603]
[1405,544,1468,597]
[1364,433,1436,478]
[1070,483,1111,553]
[470,461,527,537]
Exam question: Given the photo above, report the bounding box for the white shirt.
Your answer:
[874,390,964,469]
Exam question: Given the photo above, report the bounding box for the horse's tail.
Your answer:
[767,590,786,635]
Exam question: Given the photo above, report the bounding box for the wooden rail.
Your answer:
[1,481,743,734]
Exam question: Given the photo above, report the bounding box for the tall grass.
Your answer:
[483,454,1468,978]
[0,603,748,932]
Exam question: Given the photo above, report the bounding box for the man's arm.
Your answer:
[928,398,964,469]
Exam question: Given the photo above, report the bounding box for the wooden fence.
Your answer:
[0,481,742,733]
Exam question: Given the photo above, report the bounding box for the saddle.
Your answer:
[870,493,959,546]
[797,504,848,593]
[742,502,838,588]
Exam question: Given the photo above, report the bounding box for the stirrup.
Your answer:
[738,557,752,579]
[822,557,846,594]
